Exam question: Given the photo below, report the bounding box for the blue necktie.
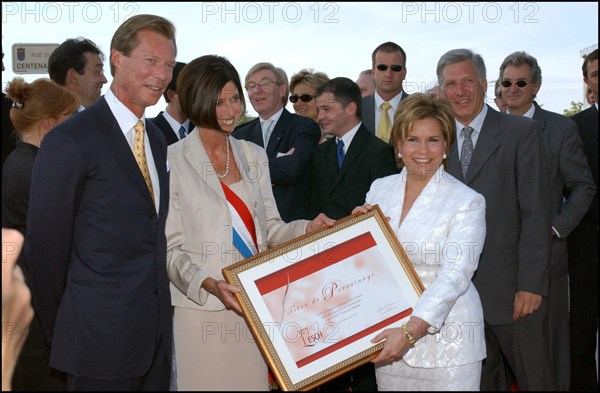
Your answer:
[178,125,186,139]
[337,139,345,168]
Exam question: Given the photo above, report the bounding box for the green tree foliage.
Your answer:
[236,109,256,126]
[564,101,583,117]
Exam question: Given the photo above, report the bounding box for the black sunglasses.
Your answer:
[376,64,403,72]
[290,94,315,103]
[501,80,528,88]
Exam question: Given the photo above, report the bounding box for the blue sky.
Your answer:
[2,2,598,117]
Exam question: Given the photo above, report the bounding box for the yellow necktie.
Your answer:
[377,102,392,142]
[133,120,155,205]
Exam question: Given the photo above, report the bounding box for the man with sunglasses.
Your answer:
[48,37,108,112]
[234,62,321,222]
[499,51,595,391]
[361,42,410,143]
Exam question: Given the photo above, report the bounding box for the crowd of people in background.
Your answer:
[2,12,598,393]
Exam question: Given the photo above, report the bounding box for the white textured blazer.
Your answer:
[165,130,308,311]
[366,165,487,368]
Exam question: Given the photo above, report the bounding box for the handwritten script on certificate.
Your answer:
[256,232,412,368]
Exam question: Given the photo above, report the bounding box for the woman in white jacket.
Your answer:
[353,93,486,391]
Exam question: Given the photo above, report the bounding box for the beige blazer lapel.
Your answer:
[183,129,226,202]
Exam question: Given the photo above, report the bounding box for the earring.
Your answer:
[397,153,402,159]
[443,153,447,159]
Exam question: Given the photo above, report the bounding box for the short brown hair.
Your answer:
[6,77,78,133]
[177,55,244,131]
[389,93,456,168]
[371,41,407,67]
[109,14,177,76]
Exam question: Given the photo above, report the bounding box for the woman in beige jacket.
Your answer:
[165,55,333,391]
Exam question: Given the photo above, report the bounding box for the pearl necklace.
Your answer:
[199,133,230,179]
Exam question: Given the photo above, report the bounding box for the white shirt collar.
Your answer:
[455,104,488,136]
[260,106,284,125]
[375,91,404,111]
[508,103,535,118]
[336,122,362,153]
[104,89,144,136]
[162,109,190,135]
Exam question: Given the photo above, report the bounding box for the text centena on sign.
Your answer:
[12,43,59,75]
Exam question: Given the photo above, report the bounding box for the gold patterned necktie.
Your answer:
[377,102,392,142]
[133,120,155,205]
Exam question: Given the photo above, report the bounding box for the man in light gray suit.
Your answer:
[361,42,410,142]
[499,51,595,391]
[437,49,555,390]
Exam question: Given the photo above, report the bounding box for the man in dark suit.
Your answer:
[438,49,554,390]
[568,48,599,392]
[149,61,194,145]
[498,50,595,391]
[233,62,321,222]
[361,41,410,142]
[308,77,398,220]
[25,15,177,391]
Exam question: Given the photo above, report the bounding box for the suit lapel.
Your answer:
[99,101,155,207]
[464,108,501,183]
[362,95,376,134]
[447,141,462,180]
[146,120,168,214]
[532,103,553,159]
[183,129,226,202]
[333,125,368,189]
[397,166,443,242]
[158,113,178,145]
[387,169,407,234]
[266,109,291,157]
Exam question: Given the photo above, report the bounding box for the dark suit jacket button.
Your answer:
[149,212,157,220]
[154,287,159,294]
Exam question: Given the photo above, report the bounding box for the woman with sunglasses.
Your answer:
[289,69,330,142]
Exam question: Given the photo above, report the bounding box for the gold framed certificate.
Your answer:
[222,205,425,391]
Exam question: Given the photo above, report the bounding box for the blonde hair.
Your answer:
[390,93,456,168]
[6,77,78,133]
[289,69,330,93]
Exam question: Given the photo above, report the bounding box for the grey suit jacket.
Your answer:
[447,106,551,325]
[531,102,595,277]
[361,92,410,135]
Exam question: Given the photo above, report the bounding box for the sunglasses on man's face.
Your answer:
[376,64,403,72]
[501,80,528,88]
[290,94,315,103]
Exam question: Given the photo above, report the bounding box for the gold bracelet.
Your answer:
[402,323,416,345]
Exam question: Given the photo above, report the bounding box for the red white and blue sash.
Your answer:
[220,181,258,258]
